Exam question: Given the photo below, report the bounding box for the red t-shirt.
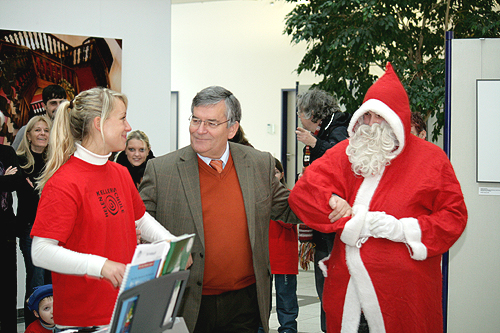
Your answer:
[25,320,52,333]
[268,218,298,275]
[31,156,145,327]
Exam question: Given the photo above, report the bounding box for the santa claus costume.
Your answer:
[288,63,467,333]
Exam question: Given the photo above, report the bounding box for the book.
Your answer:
[119,240,170,293]
[106,271,191,333]
[108,241,169,331]
[114,295,138,333]
[108,234,195,330]
[160,233,195,275]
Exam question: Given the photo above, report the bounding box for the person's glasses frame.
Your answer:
[189,115,230,129]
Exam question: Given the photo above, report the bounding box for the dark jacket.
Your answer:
[0,145,23,229]
[16,151,46,235]
[306,111,351,164]
[302,111,351,247]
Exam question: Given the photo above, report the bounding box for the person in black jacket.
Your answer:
[295,88,351,333]
[0,112,24,331]
[296,89,351,167]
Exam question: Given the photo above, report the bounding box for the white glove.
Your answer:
[366,211,405,242]
[318,255,330,278]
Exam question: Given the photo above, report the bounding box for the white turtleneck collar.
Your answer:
[74,143,111,166]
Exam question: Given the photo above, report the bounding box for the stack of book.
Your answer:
[108,233,195,333]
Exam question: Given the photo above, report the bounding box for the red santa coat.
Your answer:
[288,63,467,333]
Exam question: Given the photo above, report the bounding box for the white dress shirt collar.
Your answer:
[197,142,230,169]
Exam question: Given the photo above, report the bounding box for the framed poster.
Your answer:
[0,30,121,144]
[476,79,500,183]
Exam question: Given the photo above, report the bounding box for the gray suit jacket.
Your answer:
[139,142,298,332]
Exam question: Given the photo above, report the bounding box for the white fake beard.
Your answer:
[346,121,399,177]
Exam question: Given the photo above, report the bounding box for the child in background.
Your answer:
[25,284,55,332]
[259,158,299,333]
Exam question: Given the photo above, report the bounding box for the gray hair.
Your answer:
[297,89,340,123]
[191,86,241,127]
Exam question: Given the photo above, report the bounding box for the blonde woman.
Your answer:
[30,87,178,331]
[115,130,155,188]
[16,115,52,328]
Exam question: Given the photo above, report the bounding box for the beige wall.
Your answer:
[449,38,500,332]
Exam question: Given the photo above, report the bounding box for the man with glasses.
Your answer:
[296,89,351,174]
[139,85,299,333]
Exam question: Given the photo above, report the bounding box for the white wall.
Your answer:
[0,0,172,309]
[171,0,321,157]
[449,38,500,332]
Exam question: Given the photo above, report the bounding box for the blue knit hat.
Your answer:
[27,284,53,312]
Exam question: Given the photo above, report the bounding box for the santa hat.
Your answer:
[348,62,411,156]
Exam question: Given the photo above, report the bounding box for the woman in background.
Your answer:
[114,130,154,188]
[30,87,178,331]
[16,115,52,328]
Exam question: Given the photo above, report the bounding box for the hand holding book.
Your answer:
[101,260,127,288]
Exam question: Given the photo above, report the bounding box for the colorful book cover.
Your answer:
[160,234,195,275]
[121,260,162,291]
[115,295,139,333]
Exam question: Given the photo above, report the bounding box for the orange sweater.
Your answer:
[198,154,255,295]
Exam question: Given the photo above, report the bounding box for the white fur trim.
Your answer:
[348,99,405,156]
[341,278,362,332]
[340,170,387,332]
[318,255,330,278]
[401,217,427,260]
[343,246,386,333]
[341,173,383,246]
[340,161,388,332]
[341,205,368,246]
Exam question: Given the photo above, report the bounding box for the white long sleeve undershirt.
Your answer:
[31,212,175,277]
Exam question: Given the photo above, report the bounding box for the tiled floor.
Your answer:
[268,268,323,333]
[17,268,322,333]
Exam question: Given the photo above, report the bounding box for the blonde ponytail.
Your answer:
[37,101,74,192]
[36,87,128,194]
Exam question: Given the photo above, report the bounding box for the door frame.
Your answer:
[280,85,298,185]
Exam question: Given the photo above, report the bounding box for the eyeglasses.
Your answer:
[189,115,230,129]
